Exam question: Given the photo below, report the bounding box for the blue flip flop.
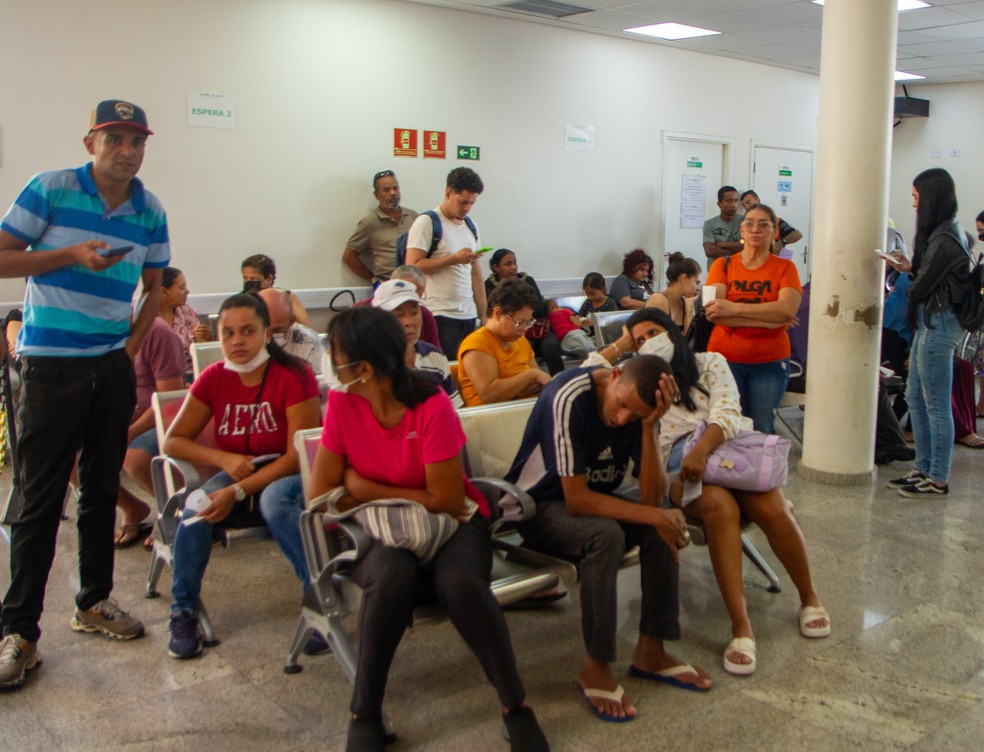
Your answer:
[576,683,635,723]
[629,662,711,692]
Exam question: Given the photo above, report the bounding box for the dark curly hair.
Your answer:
[621,249,654,285]
[487,278,539,317]
[241,253,276,280]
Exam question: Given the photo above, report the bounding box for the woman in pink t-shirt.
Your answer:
[163,293,321,659]
[311,306,548,752]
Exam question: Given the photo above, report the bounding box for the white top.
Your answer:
[407,207,480,320]
[657,351,752,462]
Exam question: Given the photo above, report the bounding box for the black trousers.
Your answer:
[434,316,477,361]
[1,350,135,642]
[348,515,526,719]
[531,332,565,375]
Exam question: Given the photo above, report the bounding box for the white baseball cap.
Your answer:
[372,279,421,311]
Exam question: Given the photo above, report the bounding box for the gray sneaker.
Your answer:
[70,598,144,640]
[0,634,41,689]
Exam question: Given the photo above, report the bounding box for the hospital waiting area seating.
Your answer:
[3,369,983,748]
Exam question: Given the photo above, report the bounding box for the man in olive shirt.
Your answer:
[342,169,418,284]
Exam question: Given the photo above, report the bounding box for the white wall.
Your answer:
[889,81,984,243]
[0,0,823,304]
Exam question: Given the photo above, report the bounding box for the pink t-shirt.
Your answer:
[133,317,186,423]
[320,389,490,518]
[191,358,319,456]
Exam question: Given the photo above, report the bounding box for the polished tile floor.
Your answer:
[2,422,983,751]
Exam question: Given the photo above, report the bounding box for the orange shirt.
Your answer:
[706,254,801,364]
[457,326,535,406]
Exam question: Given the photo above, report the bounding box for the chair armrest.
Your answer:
[150,455,203,510]
[299,500,373,597]
[470,477,538,528]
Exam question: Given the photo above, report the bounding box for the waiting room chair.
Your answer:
[457,398,782,593]
[190,342,224,379]
[775,359,806,453]
[145,389,273,645]
[282,427,560,681]
[589,310,634,348]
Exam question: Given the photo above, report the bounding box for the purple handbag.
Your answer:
[683,420,791,493]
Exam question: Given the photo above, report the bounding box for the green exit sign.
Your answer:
[457,145,480,160]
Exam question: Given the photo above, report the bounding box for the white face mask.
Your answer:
[639,332,675,364]
[223,346,270,374]
[271,329,289,348]
[324,359,364,393]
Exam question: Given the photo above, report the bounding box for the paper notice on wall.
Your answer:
[681,175,706,202]
[565,123,594,153]
[681,201,705,229]
[188,91,236,129]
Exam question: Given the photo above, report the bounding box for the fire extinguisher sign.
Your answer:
[393,128,418,157]
[423,130,447,159]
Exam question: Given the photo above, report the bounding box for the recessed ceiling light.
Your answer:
[624,22,720,40]
[894,71,926,80]
[812,0,930,10]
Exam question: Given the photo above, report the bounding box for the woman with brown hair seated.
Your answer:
[457,279,552,406]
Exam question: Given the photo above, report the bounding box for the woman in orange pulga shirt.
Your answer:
[703,204,801,433]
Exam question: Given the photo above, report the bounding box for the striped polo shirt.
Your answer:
[1,163,170,356]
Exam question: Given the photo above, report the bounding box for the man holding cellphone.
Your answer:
[0,100,169,689]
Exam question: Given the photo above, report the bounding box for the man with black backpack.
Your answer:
[404,167,487,358]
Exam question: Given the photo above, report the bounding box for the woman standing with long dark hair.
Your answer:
[889,168,972,497]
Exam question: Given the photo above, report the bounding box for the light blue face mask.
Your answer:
[639,332,674,363]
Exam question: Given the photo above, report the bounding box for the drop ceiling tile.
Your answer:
[897,39,977,55]
[896,5,977,31]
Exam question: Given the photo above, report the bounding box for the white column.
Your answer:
[799,0,899,485]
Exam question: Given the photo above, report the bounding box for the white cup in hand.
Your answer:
[702,286,717,306]
[181,489,210,526]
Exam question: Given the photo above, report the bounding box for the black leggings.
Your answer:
[348,515,526,718]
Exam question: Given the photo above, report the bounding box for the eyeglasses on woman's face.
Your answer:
[741,220,774,230]
[504,313,534,330]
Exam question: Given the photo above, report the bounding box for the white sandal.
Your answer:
[799,605,831,638]
[723,636,756,675]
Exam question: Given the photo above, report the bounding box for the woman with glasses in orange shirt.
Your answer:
[457,279,552,406]
[704,204,802,433]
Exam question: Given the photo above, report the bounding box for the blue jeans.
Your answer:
[907,305,964,483]
[727,359,790,434]
[170,471,306,615]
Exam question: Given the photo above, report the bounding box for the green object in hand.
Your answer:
[475,247,494,254]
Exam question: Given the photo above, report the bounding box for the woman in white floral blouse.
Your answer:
[588,308,829,678]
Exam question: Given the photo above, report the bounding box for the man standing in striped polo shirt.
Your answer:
[0,100,169,689]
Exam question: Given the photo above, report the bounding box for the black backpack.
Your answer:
[394,210,477,268]
[956,251,984,332]
[951,230,984,333]
[686,256,730,352]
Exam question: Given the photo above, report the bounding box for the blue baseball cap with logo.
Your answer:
[88,100,153,135]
